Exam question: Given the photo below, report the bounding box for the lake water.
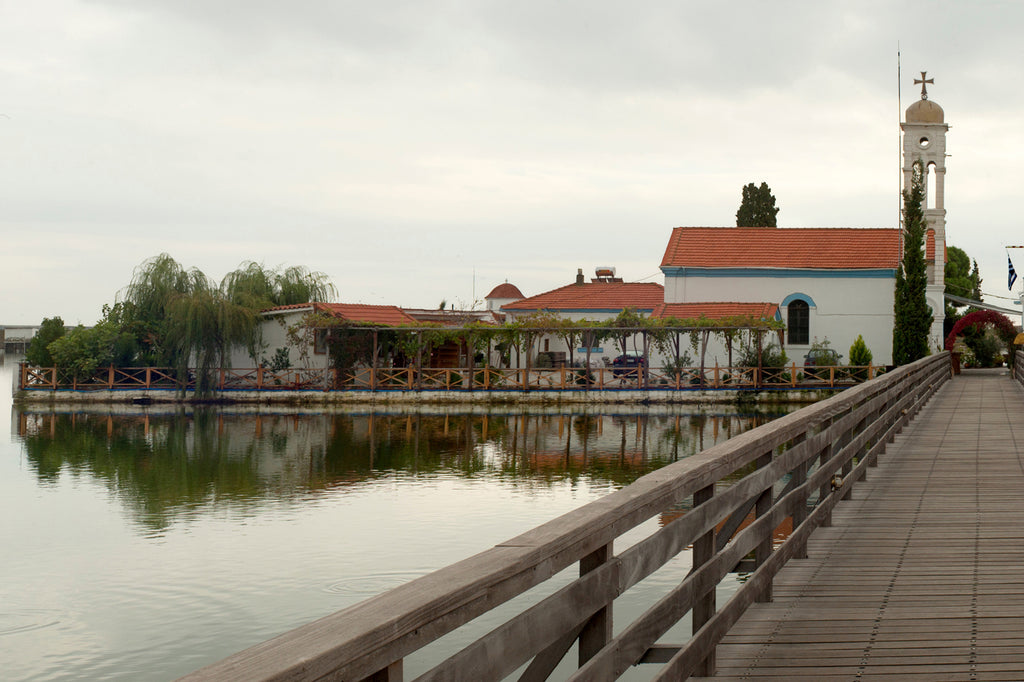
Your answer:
[0,354,797,681]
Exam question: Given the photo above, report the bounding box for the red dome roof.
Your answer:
[486,282,524,299]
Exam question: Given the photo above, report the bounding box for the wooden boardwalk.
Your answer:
[698,369,1024,681]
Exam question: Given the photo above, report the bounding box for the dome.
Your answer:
[486,282,524,299]
[905,98,944,124]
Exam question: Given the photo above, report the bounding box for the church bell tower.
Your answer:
[901,71,948,349]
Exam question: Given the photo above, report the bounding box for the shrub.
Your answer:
[26,317,66,367]
[848,335,873,380]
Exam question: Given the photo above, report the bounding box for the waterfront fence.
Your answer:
[20,362,887,393]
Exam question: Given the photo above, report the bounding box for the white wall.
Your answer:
[664,273,895,365]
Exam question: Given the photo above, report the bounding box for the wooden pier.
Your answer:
[701,368,1024,680]
[181,354,952,681]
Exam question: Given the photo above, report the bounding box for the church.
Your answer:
[503,75,951,369]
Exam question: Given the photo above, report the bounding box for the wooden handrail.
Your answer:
[179,353,950,681]
[17,363,890,393]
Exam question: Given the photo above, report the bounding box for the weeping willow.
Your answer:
[118,254,335,396]
[164,288,256,396]
[221,261,337,309]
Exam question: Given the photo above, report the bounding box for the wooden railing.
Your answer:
[19,362,887,393]
[179,353,950,681]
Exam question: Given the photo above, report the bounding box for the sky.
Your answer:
[3,1,1024,325]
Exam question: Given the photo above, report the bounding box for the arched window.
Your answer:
[788,300,809,345]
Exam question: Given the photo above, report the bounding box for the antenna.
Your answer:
[897,45,902,230]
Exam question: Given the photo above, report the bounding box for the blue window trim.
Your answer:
[781,292,816,308]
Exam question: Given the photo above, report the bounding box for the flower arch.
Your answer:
[944,310,1018,366]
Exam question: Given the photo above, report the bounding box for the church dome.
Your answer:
[905,98,944,123]
[486,282,524,299]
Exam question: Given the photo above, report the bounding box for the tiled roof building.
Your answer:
[502,282,664,314]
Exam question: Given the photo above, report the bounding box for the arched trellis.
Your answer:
[944,310,1017,367]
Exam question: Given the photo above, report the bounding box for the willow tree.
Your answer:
[118,253,208,366]
[221,261,337,309]
[164,286,257,395]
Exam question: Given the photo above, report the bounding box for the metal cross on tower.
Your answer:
[914,71,934,100]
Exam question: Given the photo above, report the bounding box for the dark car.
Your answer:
[611,353,646,377]
[803,348,841,367]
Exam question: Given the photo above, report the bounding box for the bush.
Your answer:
[26,317,66,367]
[48,321,137,380]
[848,335,873,380]
[736,341,789,368]
[848,335,873,366]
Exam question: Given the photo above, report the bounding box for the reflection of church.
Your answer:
[658,73,949,365]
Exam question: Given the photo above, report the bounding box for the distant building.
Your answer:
[500,269,664,366]
[659,227,902,365]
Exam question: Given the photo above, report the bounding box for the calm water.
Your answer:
[0,355,796,681]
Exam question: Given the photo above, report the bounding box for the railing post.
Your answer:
[108,365,114,388]
[361,659,403,682]
[692,484,716,676]
[753,451,774,602]
[791,438,809,560]
[818,419,834,527]
[578,542,613,667]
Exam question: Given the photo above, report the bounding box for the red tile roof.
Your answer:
[262,302,417,326]
[486,282,524,299]
[651,302,779,320]
[501,282,664,312]
[316,303,417,325]
[661,227,902,269]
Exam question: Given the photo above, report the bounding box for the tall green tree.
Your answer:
[25,317,67,367]
[736,182,779,227]
[892,161,933,365]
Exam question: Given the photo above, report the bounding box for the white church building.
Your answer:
[500,75,950,369]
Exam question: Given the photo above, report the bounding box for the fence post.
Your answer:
[578,542,613,667]
[692,484,716,676]
[754,451,774,601]
[108,365,114,388]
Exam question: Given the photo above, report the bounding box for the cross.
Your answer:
[914,71,934,100]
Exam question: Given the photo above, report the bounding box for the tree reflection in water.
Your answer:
[16,406,794,530]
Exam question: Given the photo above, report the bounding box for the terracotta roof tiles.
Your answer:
[486,282,524,299]
[501,282,664,312]
[661,227,901,270]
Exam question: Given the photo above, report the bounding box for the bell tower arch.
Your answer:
[901,71,949,348]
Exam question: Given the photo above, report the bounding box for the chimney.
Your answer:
[575,268,585,285]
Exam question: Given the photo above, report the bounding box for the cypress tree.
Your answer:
[736,182,779,227]
[892,161,933,365]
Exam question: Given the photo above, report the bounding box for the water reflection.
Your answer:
[15,406,793,530]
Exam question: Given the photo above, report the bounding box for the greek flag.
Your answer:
[1010,254,1018,290]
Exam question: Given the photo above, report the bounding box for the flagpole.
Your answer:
[1009,246,1024,329]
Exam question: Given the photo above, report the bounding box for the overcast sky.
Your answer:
[3,1,1023,325]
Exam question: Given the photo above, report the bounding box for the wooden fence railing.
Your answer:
[20,362,887,393]
[178,353,950,681]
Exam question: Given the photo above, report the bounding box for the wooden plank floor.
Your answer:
[697,369,1024,681]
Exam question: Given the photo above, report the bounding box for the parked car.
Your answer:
[803,348,842,367]
[611,352,646,377]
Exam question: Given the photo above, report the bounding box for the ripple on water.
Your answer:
[324,570,429,597]
[0,608,62,636]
